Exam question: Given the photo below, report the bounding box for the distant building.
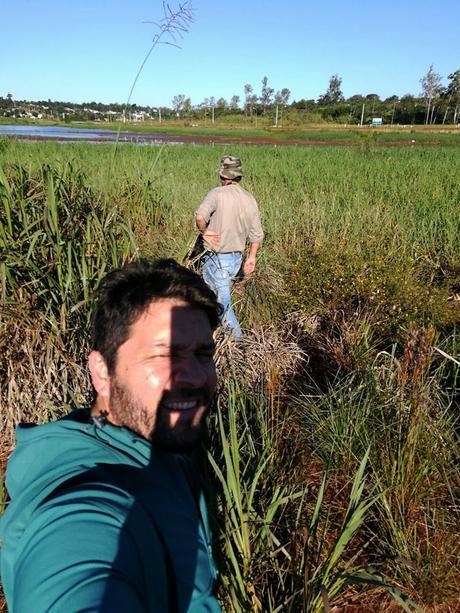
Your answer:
[130,111,151,121]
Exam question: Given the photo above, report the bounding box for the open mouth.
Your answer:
[162,399,201,412]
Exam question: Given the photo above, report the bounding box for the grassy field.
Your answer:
[0,137,459,610]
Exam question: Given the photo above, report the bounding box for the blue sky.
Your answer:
[1,0,458,107]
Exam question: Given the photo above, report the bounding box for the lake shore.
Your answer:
[1,119,459,147]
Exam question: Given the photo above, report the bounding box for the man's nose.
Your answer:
[173,356,213,388]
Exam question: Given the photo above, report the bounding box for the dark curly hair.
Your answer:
[91,258,221,373]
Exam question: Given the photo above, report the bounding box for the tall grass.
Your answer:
[291,327,459,606]
[1,139,459,609]
[0,158,137,431]
[204,375,424,611]
[2,139,459,260]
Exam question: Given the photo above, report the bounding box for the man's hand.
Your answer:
[203,231,220,249]
[243,256,256,276]
[195,214,220,249]
[243,242,260,276]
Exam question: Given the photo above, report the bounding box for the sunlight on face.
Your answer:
[108,299,216,451]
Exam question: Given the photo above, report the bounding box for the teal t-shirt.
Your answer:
[0,410,220,612]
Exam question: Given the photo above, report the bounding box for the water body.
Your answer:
[1,123,439,148]
[0,124,184,145]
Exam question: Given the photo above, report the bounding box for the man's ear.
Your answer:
[88,351,111,398]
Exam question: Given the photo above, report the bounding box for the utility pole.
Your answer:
[158,107,162,123]
[360,103,365,127]
[211,102,215,124]
[275,104,279,127]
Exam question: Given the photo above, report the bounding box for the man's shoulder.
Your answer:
[203,186,222,197]
[233,184,256,200]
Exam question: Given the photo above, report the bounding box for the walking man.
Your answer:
[0,259,222,612]
[195,156,264,338]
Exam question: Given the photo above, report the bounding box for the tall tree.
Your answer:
[216,97,227,110]
[209,96,216,124]
[244,84,256,117]
[444,69,460,124]
[420,65,442,124]
[319,74,344,104]
[260,76,274,114]
[347,94,365,103]
[172,94,186,115]
[365,93,380,114]
[182,97,192,116]
[384,96,399,124]
[399,94,418,124]
[199,98,210,120]
[281,88,290,105]
[230,95,240,110]
[273,88,290,126]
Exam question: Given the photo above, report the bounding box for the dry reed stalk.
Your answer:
[214,323,306,392]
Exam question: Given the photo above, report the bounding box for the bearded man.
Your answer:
[0,259,222,612]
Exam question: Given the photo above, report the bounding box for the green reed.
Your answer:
[1,138,459,609]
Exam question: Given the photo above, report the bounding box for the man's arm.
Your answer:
[244,199,264,275]
[195,190,220,249]
[195,214,207,233]
[243,242,260,275]
[195,213,220,250]
[12,487,169,612]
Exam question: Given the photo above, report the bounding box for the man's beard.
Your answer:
[108,378,207,453]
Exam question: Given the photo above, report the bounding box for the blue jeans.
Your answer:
[202,252,243,338]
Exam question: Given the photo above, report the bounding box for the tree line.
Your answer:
[2,66,459,125]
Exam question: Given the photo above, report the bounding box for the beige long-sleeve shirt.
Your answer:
[195,184,264,253]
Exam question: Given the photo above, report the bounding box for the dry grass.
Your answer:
[0,312,90,442]
[214,322,306,389]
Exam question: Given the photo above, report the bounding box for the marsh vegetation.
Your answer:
[0,138,459,610]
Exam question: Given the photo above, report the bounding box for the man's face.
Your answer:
[103,299,216,452]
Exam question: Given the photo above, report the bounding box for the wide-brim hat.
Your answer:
[217,155,244,180]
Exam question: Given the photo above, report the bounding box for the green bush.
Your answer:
[289,249,459,345]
